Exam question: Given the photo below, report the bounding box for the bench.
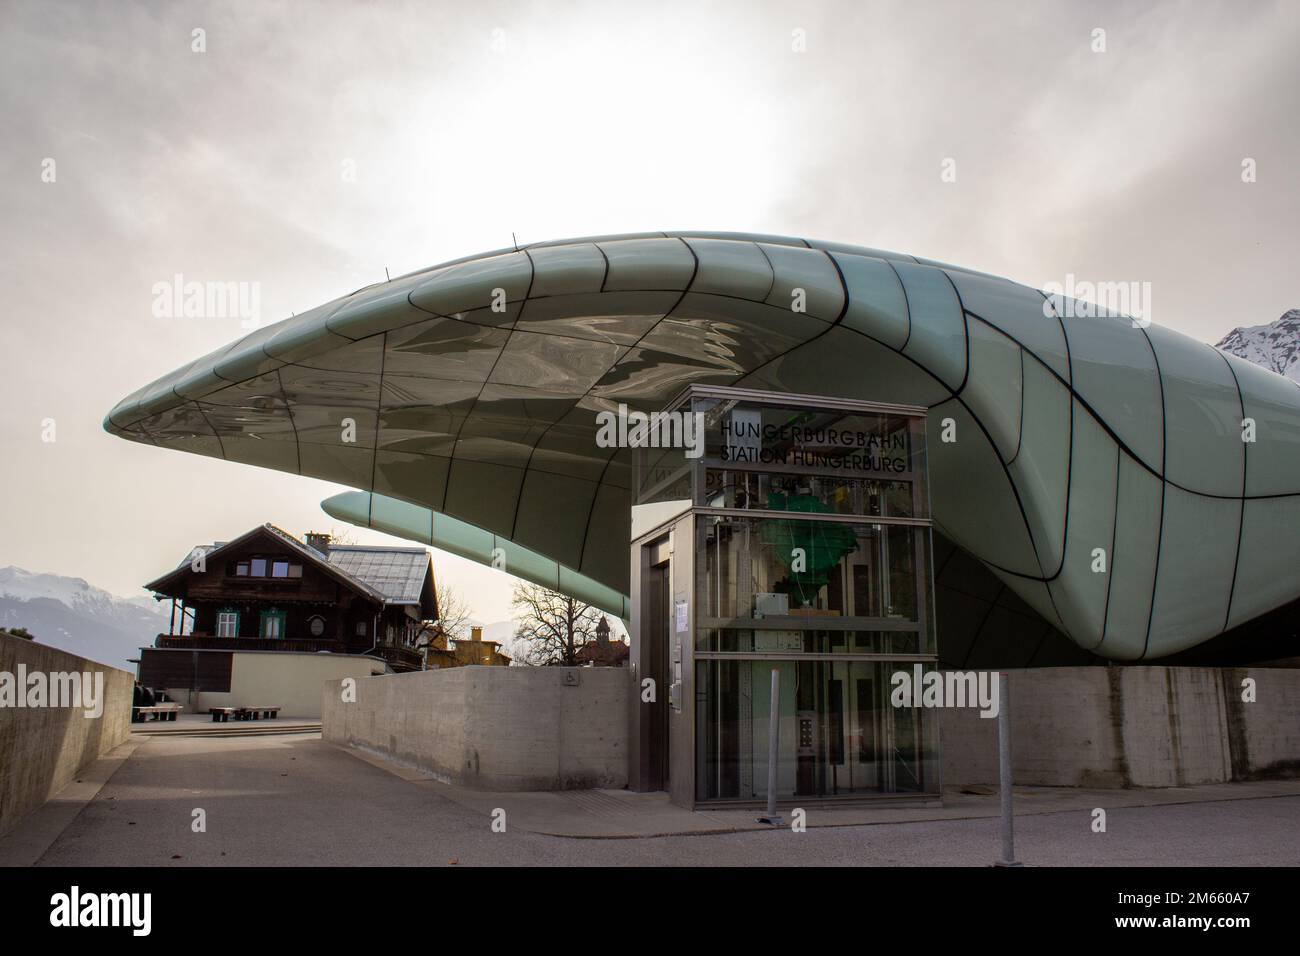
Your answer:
[133,703,182,722]
[210,706,282,722]
[240,706,281,721]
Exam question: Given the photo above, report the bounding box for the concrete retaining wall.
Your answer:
[0,632,134,835]
[322,666,630,790]
[942,666,1300,788]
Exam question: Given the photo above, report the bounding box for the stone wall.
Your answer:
[322,666,630,790]
[0,632,134,835]
[942,666,1300,787]
[325,663,1299,793]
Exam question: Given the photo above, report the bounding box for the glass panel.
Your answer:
[250,558,267,577]
[634,442,691,503]
[690,397,924,513]
[636,393,928,522]
[696,515,932,649]
[695,659,940,801]
[702,469,914,518]
[699,629,926,656]
[272,560,289,578]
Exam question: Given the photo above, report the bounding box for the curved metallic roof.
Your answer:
[106,231,1300,659]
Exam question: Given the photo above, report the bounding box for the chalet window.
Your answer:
[272,560,290,578]
[308,616,326,637]
[216,611,239,637]
[235,562,249,577]
[355,621,367,637]
[288,564,303,578]
[260,609,286,639]
[250,558,267,577]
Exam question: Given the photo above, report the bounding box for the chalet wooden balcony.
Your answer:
[152,634,424,670]
[154,634,347,654]
[183,579,311,603]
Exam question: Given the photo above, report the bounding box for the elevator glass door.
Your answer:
[633,385,939,807]
[695,658,934,801]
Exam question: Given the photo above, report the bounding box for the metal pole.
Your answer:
[996,671,1021,866]
[758,667,784,825]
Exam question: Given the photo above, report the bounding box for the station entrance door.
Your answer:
[628,385,942,810]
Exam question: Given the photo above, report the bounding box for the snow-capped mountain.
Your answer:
[1216,309,1300,383]
[0,566,170,672]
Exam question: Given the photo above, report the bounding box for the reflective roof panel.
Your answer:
[105,232,1300,660]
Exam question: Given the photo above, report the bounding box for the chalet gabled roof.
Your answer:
[144,523,419,610]
[326,546,430,605]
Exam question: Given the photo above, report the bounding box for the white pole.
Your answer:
[758,667,784,825]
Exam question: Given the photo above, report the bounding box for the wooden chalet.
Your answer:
[142,525,436,675]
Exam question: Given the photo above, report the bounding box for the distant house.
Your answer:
[136,525,439,716]
[418,625,511,668]
[574,617,629,667]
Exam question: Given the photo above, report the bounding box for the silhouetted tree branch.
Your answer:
[511,583,602,666]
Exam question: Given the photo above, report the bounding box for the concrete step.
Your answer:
[133,721,321,738]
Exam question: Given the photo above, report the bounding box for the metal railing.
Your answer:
[366,644,423,670]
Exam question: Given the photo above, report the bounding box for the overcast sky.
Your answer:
[1,0,1296,623]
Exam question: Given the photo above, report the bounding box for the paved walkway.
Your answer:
[4,732,1298,866]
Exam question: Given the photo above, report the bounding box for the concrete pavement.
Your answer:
[402,758,1300,839]
[4,731,1298,866]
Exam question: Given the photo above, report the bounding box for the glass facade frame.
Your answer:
[634,385,941,807]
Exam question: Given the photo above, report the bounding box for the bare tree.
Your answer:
[325,525,357,546]
[435,579,472,639]
[511,582,602,666]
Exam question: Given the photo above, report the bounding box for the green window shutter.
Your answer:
[260,609,287,638]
